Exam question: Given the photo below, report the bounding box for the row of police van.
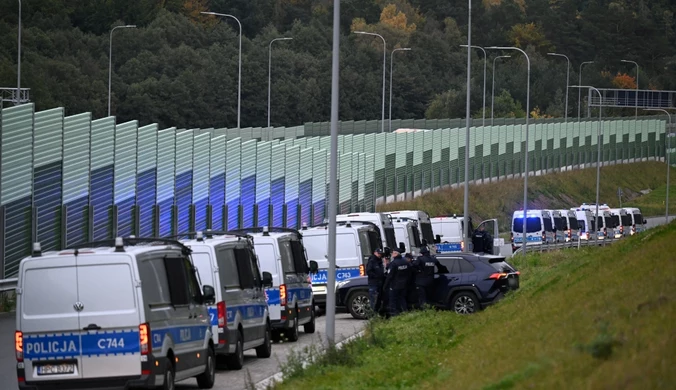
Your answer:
[510,204,646,249]
[14,210,447,390]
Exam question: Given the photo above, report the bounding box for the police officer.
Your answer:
[413,246,443,308]
[365,248,385,312]
[472,225,493,254]
[385,248,412,316]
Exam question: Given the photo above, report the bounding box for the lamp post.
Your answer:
[268,37,293,131]
[643,108,672,225]
[462,0,472,254]
[389,47,411,132]
[621,59,639,119]
[578,61,593,121]
[570,85,604,244]
[461,45,487,127]
[201,12,243,129]
[108,24,136,117]
[487,46,530,256]
[354,31,386,133]
[491,55,511,125]
[547,52,570,122]
[17,0,21,104]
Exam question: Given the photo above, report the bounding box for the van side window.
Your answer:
[358,231,373,257]
[543,217,553,232]
[234,248,255,289]
[216,247,240,289]
[163,256,190,306]
[184,258,203,304]
[137,257,172,306]
[290,240,309,274]
[249,249,262,287]
[279,241,297,274]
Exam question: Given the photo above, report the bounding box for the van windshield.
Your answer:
[512,217,542,233]
[554,217,567,231]
[610,215,620,228]
[635,213,644,225]
[621,214,633,226]
[420,222,435,244]
[568,217,579,230]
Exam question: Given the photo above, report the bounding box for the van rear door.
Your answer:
[20,256,84,382]
[75,254,142,379]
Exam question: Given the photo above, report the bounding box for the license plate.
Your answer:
[37,363,75,375]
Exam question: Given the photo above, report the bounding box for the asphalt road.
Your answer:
[0,312,364,390]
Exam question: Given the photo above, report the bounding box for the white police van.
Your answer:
[511,209,555,248]
[430,215,472,253]
[555,209,580,242]
[300,222,380,309]
[623,207,646,234]
[609,208,631,238]
[593,209,614,239]
[175,231,272,370]
[336,212,398,250]
[15,237,215,390]
[231,227,317,342]
[387,210,437,254]
[546,210,569,243]
[391,218,423,256]
[573,208,596,240]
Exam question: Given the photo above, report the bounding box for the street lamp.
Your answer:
[108,24,136,117]
[491,55,511,125]
[570,85,604,244]
[643,108,672,224]
[578,61,594,121]
[17,0,21,104]
[547,52,570,122]
[354,31,387,133]
[461,45,487,127]
[267,37,293,131]
[621,59,639,119]
[462,1,472,254]
[201,12,243,129]
[487,46,530,256]
[389,47,411,132]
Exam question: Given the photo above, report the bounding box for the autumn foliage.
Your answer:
[612,73,638,89]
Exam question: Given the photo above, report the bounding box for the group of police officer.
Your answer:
[365,245,447,317]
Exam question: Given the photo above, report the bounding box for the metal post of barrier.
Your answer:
[268,204,274,227]
[282,204,288,228]
[237,205,244,229]
[171,205,179,236]
[310,204,315,226]
[133,205,140,237]
[296,204,302,230]
[152,205,160,237]
[253,204,259,228]
[111,205,119,239]
[206,204,213,230]
[31,206,38,245]
[60,204,68,249]
[222,205,228,231]
[189,204,196,232]
[1,205,6,280]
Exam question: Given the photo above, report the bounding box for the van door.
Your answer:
[233,247,260,342]
[20,257,83,382]
[75,255,142,379]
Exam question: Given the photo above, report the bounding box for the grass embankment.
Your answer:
[377,161,676,231]
[275,222,676,390]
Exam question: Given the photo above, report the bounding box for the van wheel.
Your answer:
[195,346,215,388]
[225,330,244,370]
[287,308,300,342]
[161,359,175,390]
[304,306,316,334]
[255,323,272,358]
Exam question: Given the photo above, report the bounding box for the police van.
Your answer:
[593,209,614,239]
[231,227,317,342]
[546,210,568,243]
[430,215,474,253]
[15,237,215,390]
[300,222,381,309]
[336,212,397,250]
[609,208,632,238]
[174,231,272,370]
[555,209,580,242]
[387,210,437,254]
[511,209,555,248]
[573,208,596,240]
[391,218,423,256]
[623,207,646,234]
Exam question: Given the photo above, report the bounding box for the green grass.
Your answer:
[274,221,676,390]
[377,161,676,232]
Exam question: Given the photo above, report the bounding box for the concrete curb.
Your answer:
[254,329,366,389]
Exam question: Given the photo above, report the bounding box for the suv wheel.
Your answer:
[348,290,369,320]
[304,306,316,334]
[451,292,478,314]
[225,330,244,370]
[255,323,272,358]
[287,308,300,342]
[195,346,215,388]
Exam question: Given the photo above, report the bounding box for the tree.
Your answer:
[612,73,637,89]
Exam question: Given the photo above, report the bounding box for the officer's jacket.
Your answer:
[414,254,441,286]
[386,255,412,290]
[366,254,385,286]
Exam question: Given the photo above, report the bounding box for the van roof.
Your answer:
[35,237,189,259]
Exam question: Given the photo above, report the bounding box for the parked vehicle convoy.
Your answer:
[387,210,437,254]
[300,222,380,310]
[336,253,520,319]
[15,237,216,390]
[511,209,555,249]
[556,209,580,242]
[609,209,632,238]
[390,217,423,256]
[173,231,272,370]
[336,212,398,250]
[230,227,317,342]
[623,207,647,234]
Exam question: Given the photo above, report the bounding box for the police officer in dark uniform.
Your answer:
[413,246,444,308]
[365,248,384,312]
[472,225,493,254]
[385,248,412,316]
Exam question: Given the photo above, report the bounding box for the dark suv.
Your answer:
[336,253,520,319]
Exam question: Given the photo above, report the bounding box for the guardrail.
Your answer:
[0,278,18,292]
[514,236,620,255]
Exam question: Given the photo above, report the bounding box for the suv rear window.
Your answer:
[482,258,515,273]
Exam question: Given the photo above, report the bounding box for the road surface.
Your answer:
[0,312,364,390]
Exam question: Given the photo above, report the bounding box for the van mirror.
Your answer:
[262,272,273,288]
[643,219,647,225]
[309,260,319,274]
[434,234,441,244]
[421,239,428,246]
[202,285,216,305]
